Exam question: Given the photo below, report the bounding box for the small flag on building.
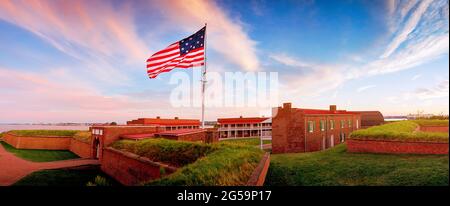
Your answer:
[146,26,206,79]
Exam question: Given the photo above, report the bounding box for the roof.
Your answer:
[157,129,205,136]
[127,118,200,126]
[297,108,360,115]
[121,133,156,140]
[217,117,269,124]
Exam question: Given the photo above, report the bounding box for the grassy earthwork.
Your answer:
[265,144,449,186]
[111,138,265,186]
[349,120,449,142]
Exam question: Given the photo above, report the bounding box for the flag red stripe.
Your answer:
[147,58,205,74]
[150,43,178,56]
[146,47,204,68]
[146,50,204,69]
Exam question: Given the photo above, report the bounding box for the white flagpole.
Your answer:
[201,23,207,129]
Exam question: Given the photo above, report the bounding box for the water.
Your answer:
[0,125,90,133]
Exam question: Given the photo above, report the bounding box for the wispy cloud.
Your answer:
[414,79,449,99]
[381,0,433,58]
[0,0,149,62]
[411,74,422,80]
[269,53,313,68]
[156,0,260,71]
[272,0,448,99]
[357,85,377,93]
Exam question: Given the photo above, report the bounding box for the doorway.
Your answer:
[93,137,100,159]
[330,135,334,147]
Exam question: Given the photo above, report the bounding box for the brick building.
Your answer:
[217,116,272,139]
[126,117,200,130]
[272,103,361,154]
[352,111,384,128]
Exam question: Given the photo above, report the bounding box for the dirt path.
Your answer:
[0,143,99,186]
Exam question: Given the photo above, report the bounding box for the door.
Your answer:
[322,136,326,150]
[330,135,334,147]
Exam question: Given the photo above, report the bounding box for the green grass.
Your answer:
[350,121,448,142]
[111,138,218,167]
[265,144,449,186]
[111,138,264,186]
[220,137,272,146]
[0,141,79,162]
[9,130,80,137]
[413,119,449,126]
[14,166,119,186]
[73,131,92,143]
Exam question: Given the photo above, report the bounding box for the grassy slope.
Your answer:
[265,144,448,186]
[9,130,80,137]
[72,131,92,143]
[350,121,448,142]
[0,141,79,162]
[14,167,119,186]
[146,144,263,186]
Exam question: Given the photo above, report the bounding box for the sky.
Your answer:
[0,0,448,123]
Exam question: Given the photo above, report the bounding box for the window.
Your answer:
[348,120,352,128]
[308,121,315,133]
[340,120,345,128]
[320,120,325,131]
[356,119,359,129]
[330,120,334,130]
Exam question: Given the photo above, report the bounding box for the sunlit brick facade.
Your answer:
[272,103,362,154]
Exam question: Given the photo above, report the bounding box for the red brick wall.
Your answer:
[101,147,176,186]
[272,104,360,154]
[3,132,71,150]
[272,106,306,153]
[69,139,93,158]
[419,126,449,133]
[247,152,271,186]
[347,139,449,155]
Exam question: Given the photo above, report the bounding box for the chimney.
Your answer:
[330,105,337,112]
[174,117,179,119]
[156,116,160,119]
[283,102,292,109]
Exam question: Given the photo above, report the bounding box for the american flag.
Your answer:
[146,27,206,78]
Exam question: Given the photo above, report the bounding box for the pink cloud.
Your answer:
[155,0,260,71]
[0,0,148,64]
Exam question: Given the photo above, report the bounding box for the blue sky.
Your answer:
[0,0,448,123]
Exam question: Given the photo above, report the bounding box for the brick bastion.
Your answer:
[2,129,270,186]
